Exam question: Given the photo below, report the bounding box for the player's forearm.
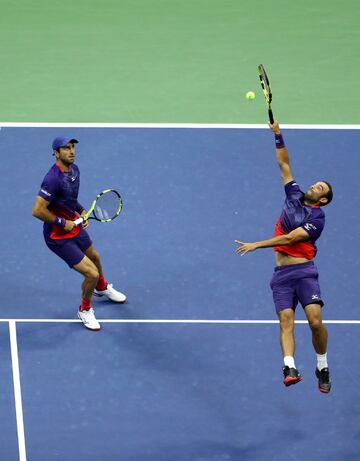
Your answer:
[32,197,74,230]
[269,123,290,164]
[275,132,290,165]
[235,230,304,256]
[32,208,75,231]
[254,234,293,249]
[272,130,294,183]
[32,207,58,224]
[32,204,70,228]
[276,147,290,167]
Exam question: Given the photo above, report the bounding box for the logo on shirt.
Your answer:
[304,223,317,231]
[41,188,51,197]
[71,177,76,182]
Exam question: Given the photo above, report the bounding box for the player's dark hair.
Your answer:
[321,181,333,206]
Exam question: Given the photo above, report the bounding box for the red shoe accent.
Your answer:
[318,386,330,394]
[284,376,303,387]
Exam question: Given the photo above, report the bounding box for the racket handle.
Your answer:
[269,109,274,124]
[73,217,84,226]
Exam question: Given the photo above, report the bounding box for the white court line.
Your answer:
[1,318,359,324]
[9,321,27,461]
[0,122,359,129]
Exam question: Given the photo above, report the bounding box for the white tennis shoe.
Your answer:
[93,283,127,303]
[78,307,101,331]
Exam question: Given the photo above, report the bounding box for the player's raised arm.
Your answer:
[269,121,294,185]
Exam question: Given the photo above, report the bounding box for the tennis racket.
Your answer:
[258,64,274,124]
[74,189,123,226]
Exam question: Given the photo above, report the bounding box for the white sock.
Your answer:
[316,353,328,371]
[284,356,295,369]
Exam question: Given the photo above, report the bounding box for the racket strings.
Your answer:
[260,75,271,102]
[94,191,121,221]
[258,65,272,103]
[258,64,274,124]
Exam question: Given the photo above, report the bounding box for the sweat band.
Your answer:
[275,133,285,149]
[54,217,66,227]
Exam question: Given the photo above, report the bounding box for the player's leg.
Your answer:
[84,244,111,293]
[73,256,101,331]
[73,255,99,302]
[84,244,104,278]
[304,303,331,393]
[75,227,127,303]
[84,244,127,303]
[278,308,295,357]
[277,308,303,386]
[44,234,101,331]
[296,262,331,393]
[304,303,328,354]
[270,266,302,386]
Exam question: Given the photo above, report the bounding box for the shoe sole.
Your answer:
[284,376,303,387]
[77,314,101,331]
[318,386,331,394]
[93,292,127,303]
[108,298,127,304]
[83,324,101,331]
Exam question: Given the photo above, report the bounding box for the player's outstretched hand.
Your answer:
[268,120,281,135]
[235,240,258,256]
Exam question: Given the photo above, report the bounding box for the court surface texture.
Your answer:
[0,125,359,460]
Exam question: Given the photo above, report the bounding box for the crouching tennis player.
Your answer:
[235,121,333,393]
[32,137,126,331]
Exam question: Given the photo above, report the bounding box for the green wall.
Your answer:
[1,0,359,123]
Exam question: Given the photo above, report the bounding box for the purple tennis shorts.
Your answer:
[270,261,324,313]
[44,228,93,268]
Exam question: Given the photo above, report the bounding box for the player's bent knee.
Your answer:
[85,267,99,281]
[73,256,99,280]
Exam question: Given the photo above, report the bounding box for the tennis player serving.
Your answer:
[32,137,126,331]
[235,122,333,393]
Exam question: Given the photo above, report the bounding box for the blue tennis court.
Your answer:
[1,126,359,460]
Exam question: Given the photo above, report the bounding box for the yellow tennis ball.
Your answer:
[246,91,255,101]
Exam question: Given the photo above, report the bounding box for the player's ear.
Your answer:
[319,196,328,205]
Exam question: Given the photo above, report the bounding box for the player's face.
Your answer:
[57,143,75,165]
[305,181,329,205]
